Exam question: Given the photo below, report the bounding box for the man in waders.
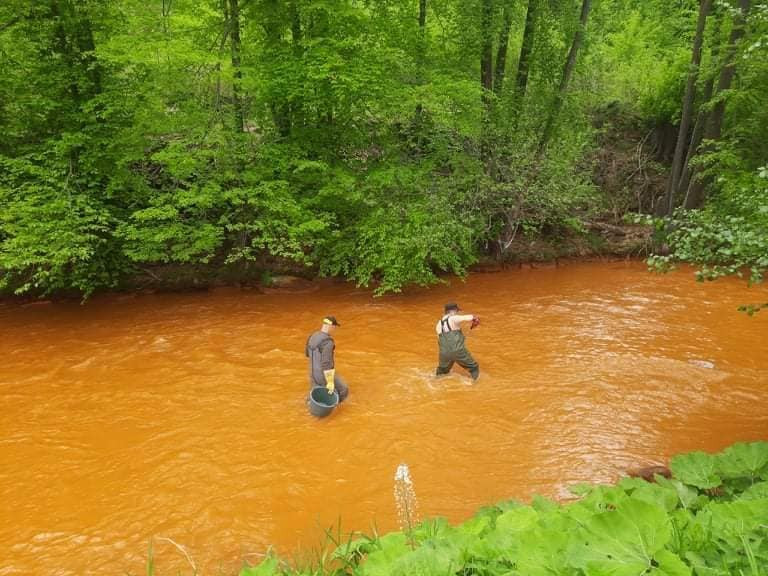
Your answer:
[305,316,349,402]
[435,302,480,380]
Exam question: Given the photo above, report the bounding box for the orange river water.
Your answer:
[1,261,766,575]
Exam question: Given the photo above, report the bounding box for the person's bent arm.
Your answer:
[450,314,476,329]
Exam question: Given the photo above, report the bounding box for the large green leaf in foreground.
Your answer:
[718,441,768,481]
[669,451,722,490]
[569,499,689,575]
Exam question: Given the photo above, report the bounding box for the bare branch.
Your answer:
[154,537,197,574]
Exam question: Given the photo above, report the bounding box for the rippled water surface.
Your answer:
[1,262,766,574]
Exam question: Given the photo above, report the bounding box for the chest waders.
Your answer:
[436,317,479,379]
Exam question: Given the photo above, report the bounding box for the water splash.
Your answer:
[394,463,419,533]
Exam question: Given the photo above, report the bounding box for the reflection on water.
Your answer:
[1,261,766,575]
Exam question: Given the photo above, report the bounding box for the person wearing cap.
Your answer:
[305,315,349,402]
[435,302,480,380]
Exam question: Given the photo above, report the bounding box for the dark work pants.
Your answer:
[436,332,479,380]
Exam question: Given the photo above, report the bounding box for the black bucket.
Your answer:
[308,387,339,418]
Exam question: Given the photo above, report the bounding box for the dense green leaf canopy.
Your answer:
[1,0,765,296]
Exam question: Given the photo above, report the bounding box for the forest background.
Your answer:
[1,0,766,298]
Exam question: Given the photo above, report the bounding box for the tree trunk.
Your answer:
[73,13,101,96]
[661,0,711,216]
[48,0,103,172]
[263,4,290,136]
[513,0,537,115]
[290,0,302,52]
[705,0,749,142]
[480,0,494,94]
[417,0,427,80]
[684,0,749,210]
[480,0,494,164]
[677,108,707,203]
[678,10,722,202]
[538,0,591,154]
[288,1,302,129]
[414,0,428,143]
[493,2,514,95]
[229,0,245,133]
[57,4,102,100]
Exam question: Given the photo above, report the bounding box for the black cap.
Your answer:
[323,315,341,326]
[444,302,460,313]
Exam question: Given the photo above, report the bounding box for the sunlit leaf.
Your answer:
[717,441,768,480]
[670,452,722,489]
[569,499,673,574]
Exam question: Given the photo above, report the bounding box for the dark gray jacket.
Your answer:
[305,331,335,384]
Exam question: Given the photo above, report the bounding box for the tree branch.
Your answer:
[0,16,21,34]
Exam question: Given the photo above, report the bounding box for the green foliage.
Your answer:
[719,441,768,482]
[670,451,723,490]
[240,555,280,576]
[316,171,478,294]
[570,499,683,575]
[0,0,603,297]
[642,1,768,300]
[587,0,693,122]
[0,155,125,296]
[649,167,768,287]
[2,0,765,297]
[671,441,768,496]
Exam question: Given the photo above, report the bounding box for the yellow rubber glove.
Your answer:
[323,369,335,395]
